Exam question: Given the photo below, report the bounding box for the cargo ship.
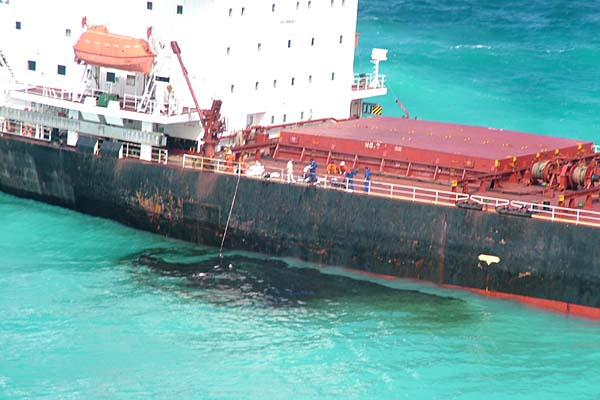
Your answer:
[1,0,599,319]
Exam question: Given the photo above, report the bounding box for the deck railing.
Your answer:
[0,119,52,142]
[15,83,187,118]
[123,142,168,164]
[352,73,386,90]
[181,155,600,228]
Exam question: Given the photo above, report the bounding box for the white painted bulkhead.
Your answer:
[0,0,377,135]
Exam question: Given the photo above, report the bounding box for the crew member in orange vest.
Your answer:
[225,149,234,173]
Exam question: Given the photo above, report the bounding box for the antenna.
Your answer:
[370,48,388,89]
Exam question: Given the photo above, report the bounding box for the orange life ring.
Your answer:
[23,125,33,136]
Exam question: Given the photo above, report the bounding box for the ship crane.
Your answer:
[170,41,224,157]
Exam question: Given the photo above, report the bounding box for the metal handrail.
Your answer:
[510,200,600,226]
[352,73,386,90]
[470,195,510,208]
[180,154,600,228]
[123,142,168,164]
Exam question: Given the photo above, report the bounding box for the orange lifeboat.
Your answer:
[73,25,155,74]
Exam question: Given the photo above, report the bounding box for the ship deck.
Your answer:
[277,117,593,173]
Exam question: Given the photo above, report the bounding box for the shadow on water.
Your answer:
[125,248,476,324]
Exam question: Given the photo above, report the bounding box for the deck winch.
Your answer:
[531,159,556,185]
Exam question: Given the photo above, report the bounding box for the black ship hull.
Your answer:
[1,135,599,317]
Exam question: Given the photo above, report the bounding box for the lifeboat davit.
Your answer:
[73,25,155,74]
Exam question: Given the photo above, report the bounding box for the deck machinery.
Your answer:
[236,116,600,209]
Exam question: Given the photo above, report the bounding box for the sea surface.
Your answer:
[2,0,600,398]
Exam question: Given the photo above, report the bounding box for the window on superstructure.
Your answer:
[287,39,292,48]
[65,28,71,37]
[27,60,36,71]
[241,7,245,16]
[272,4,276,12]
[106,72,116,83]
[147,1,152,10]
[231,84,235,93]
[291,77,295,86]
[126,75,136,86]
[255,82,259,90]
[331,0,334,6]
[177,5,183,14]
[296,2,300,10]
[339,35,343,44]
[271,116,275,124]
[342,0,346,5]
[257,43,262,52]
[308,75,312,83]
[227,47,231,55]
[331,72,335,80]
[15,21,21,30]
[301,111,304,120]
[273,79,277,88]
[308,1,312,9]
[283,114,287,123]
[311,37,315,46]
[229,8,233,16]
[57,65,66,75]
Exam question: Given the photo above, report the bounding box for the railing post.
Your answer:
[182,154,187,168]
[390,184,393,198]
[413,187,416,201]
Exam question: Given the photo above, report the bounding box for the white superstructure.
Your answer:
[0,0,386,158]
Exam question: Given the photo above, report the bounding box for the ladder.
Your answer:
[138,72,157,113]
[0,49,15,81]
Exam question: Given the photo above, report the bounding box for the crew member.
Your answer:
[287,160,295,183]
[326,162,338,175]
[364,166,371,193]
[308,159,318,183]
[224,149,234,173]
[345,169,356,191]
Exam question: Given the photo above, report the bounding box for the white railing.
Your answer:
[19,84,75,102]
[0,119,51,142]
[469,195,510,208]
[153,147,169,164]
[123,142,141,159]
[352,73,386,90]
[15,83,188,117]
[180,154,600,228]
[509,200,600,226]
[123,142,168,164]
[123,94,153,113]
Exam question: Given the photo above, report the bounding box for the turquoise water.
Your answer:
[1,193,599,399]
[356,0,600,142]
[2,0,600,398]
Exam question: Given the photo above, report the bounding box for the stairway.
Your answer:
[0,49,15,80]
[138,72,156,113]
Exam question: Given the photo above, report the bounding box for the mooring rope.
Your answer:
[219,170,242,259]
